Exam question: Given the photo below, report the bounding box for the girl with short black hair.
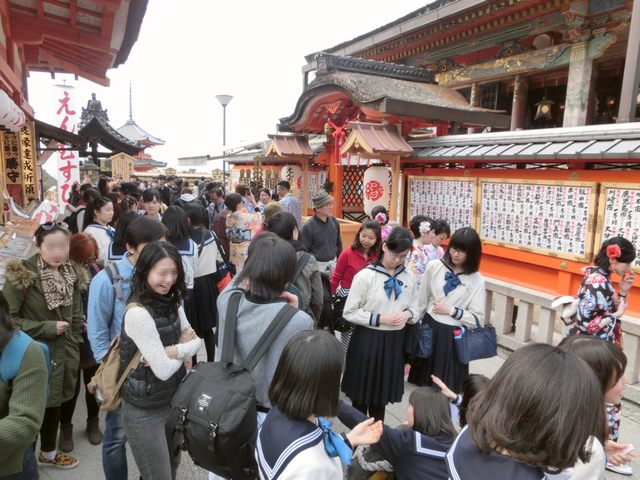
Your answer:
[340,385,456,480]
[408,227,485,392]
[120,241,202,480]
[143,189,163,221]
[161,206,198,296]
[447,343,606,479]
[341,226,419,422]
[257,330,382,480]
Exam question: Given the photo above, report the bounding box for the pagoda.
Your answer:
[116,83,167,172]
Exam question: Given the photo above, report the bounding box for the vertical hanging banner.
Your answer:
[2,130,23,204]
[54,85,79,206]
[19,122,37,201]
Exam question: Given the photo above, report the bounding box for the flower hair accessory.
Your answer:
[419,221,432,236]
[375,212,388,225]
[606,244,622,260]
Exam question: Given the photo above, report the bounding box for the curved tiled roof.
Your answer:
[117,118,165,146]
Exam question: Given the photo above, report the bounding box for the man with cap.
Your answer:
[277,181,302,230]
[301,190,342,275]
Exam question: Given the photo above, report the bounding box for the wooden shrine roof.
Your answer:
[266,134,314,157]
[78,115,143,157]
[409,123,640,162]
[8,0,148,86]
[280,69,510,132]
[341,122,413,156]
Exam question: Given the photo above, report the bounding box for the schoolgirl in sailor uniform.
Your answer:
[256,330,382,480]
[408,227,485,392]
[446,343,606,480]
[82,196,115,267]
[338,386,455,480]
[341,227,419,422]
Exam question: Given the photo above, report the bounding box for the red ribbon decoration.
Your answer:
[327,120,349,165]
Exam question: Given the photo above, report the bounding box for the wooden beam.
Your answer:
[301,158,309,215]
[617,0,640,123]
[70,0,77,29]
[10,12,109,49]
[37,0,44,18]
[389,157,400,222]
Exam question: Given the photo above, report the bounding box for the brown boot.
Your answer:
[58,423,74,453]
[86,418,103,445]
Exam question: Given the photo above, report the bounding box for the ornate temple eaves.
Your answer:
[435,33,617,87]
[313,53,435,84]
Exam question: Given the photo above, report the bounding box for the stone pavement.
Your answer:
[37,351,640,480]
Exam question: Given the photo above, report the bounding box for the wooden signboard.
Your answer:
[19,123,38,201]
[595,183,640,272]
[478,179,597,262]
[406,176,478,232]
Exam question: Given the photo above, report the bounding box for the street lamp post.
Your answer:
[215,94,233,188]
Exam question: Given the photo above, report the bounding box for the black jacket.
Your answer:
[120,296,185,408]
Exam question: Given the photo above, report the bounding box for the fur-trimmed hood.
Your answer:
[4,255,90,291]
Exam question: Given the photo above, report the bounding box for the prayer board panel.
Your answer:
[479,179,597,262]
[595,183,640,272]
[406,176,478,232]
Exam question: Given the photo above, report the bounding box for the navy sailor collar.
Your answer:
[366,263,405,278]
[173,238,196,256]
[256,407,323,480]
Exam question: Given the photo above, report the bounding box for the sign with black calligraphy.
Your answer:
[407,176,478,232]
[2,131,21,186]
[19,123,37,201]
[479,179,597,262]
[595,183,640,271]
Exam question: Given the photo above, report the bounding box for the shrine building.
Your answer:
[0,0,148,209]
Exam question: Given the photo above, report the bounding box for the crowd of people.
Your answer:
[0,173,638,480]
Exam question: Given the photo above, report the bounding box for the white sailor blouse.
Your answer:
[343,264,420,331]
[256,407,351,480]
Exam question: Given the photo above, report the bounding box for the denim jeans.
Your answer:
[123,401,180,480]
[103,409,128,480]
[0,447,37,480]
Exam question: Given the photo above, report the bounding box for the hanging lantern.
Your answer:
[280,164,303,200]
[0,90,25,132]
[534,94,555,121]
[362,165,392,216]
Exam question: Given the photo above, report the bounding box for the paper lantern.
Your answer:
[280,164,303,200]
[0,90,25,132]
[363,165,392,216]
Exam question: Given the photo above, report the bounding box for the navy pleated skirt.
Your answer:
[407,314,469,393]
[341,325,406,406]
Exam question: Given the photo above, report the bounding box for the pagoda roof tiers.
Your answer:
[117,118,165,147]
[116,82,165,147]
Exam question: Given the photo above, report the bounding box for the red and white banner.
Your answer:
[54,85,80,206]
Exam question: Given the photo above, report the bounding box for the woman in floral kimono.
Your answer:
[568,236,636,476]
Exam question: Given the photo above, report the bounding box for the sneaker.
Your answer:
[37,451,79,469]
[606,462,633,476]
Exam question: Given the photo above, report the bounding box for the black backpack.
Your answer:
[166,291,297,479]
[316,272,335,331]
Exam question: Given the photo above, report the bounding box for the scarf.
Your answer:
[37,255,76,311]
[318,417,352,466]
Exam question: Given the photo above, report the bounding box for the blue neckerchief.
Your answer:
[318,417,352,466]
[90,223,115,240]
[367,264,405,300]
[443,271,461,296]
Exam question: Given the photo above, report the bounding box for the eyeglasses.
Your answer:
[387,250,410,261]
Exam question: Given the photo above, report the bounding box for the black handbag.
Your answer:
[332,294,353,333]
[404,315,433,360]
[453,313,497,364]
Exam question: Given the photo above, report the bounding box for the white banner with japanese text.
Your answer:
[54,84,80,206]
